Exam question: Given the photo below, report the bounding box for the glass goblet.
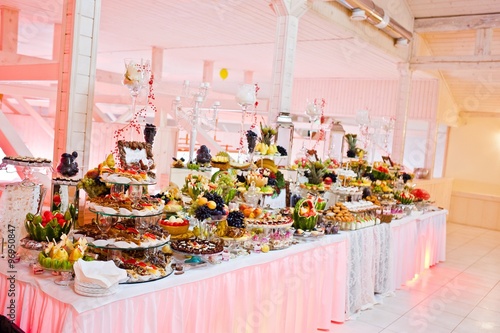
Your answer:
[128,185,143,203]
[96,216,114,238]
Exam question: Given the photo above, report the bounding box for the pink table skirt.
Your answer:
[391,210,447,289]
[0,236,347,333]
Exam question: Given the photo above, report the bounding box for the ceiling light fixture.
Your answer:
[395,38,409,48]
[350,8,367,21]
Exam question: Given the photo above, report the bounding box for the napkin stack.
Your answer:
[73,259,128,297]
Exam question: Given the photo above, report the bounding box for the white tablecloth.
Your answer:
[345,209,447,318]
[0,234,347,333]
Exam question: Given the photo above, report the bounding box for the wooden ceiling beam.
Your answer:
[0,110,33,157]
[0,63,59,80]
[12,96,54,139]
[411,55,500,70]
[92,104,111,123]
[0,51,57,65]
[461,111,500,118]
[415,13,500,33]
[1,98,22,115]
[0,84,56,99]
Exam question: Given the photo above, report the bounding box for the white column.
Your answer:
[424,120,438,176]
[244,70,253,84]
[269,0,308,121]
[392,63,412,164]
[151,46,163,80]
[53,0,101,175]
[202,60,214,84]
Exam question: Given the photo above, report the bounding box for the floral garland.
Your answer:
[312,98,326,150]
[113,73,158,155]
[238,84,260,149]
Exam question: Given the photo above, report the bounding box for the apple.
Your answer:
[323,177,333,185]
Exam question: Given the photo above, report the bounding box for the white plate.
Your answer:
[119,208,132,215]
[102,207,117,215]
[92,239,111,247]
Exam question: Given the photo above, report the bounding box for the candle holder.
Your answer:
[173,81,220,163]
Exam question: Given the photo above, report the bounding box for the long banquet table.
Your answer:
[0,209,447,333]
[0,233,348,333]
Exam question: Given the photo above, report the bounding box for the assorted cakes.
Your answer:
[171,239,224,255]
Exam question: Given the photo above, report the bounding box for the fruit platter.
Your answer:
[159,216,190,236]
[37,235,94,272]
[215,211,251,243]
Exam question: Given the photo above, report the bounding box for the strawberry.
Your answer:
[126,227,139,235]
[143,232,156,240]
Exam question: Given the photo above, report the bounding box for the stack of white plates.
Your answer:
[74,279,119,297]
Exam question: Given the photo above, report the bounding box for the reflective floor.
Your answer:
[329,222,500,333]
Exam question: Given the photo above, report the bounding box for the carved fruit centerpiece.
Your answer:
[293,198,319,231]
[25,210,73,242]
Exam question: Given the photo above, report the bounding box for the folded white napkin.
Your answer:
[73,259,128,289]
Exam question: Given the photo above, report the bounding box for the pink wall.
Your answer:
[291,78,439,120]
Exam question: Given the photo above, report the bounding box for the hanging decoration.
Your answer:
[219,68,228,80]
[305,98,326,150]
[113,60,157,155]
[235,84,260,162]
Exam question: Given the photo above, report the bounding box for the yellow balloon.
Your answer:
[219,68,228,80]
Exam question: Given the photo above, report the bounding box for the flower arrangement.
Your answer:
[25,210,73,242]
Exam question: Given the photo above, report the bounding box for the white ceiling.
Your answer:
[2,0,500,115]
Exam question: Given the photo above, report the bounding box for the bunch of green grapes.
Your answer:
[212,171,237,204]
[77,177,109,198]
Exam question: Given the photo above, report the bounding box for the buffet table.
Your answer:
[0,210,447,332]
[0,234,347,333]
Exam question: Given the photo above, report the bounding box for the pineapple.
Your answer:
[306,161,325,185]
[345,134,357,158]
[260,123,276,146]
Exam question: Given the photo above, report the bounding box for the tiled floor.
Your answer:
[329,222,500,332]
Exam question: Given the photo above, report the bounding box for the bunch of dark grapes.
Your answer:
[227,211,245,228]
[364,172,375,181]
[204,192,225,214]
[151,192,170,205]
[277,145,287,156]
[267,177,277,186]
[237,173,246,183]
[401,173,412,183]
[195,205,212,221]
[246,130,258,153]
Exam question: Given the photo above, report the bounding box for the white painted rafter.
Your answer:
[12,96,54,139]
[415,13,500,33]
[0,110,32,157]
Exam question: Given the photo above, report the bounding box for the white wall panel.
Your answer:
[292,78,439,120]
